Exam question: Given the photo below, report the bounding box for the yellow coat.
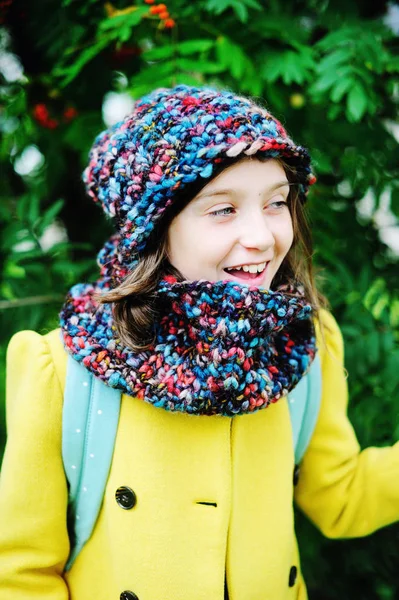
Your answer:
[1,309,399,600]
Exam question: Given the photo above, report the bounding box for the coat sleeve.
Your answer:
[0,330,70,599]
[294,309,399,538]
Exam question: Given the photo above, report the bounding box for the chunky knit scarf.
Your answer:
[60,277,316,417]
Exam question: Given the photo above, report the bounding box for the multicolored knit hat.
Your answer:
[84,84,315,279]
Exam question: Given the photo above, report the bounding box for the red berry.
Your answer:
[159,10,169,19]
[157,3,167,9]
[46,118,59,129]
[33,103,49,121]
[63,106,78,121]
[164,18,175,28]
[149,5,160,14]
[144,0,155,3]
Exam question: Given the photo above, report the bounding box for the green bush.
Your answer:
[1,1,398,597]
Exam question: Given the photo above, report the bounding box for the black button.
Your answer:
[293,465,300,486]
[120,592,138,600]
[289,565,297,587]
[115,486,137,510]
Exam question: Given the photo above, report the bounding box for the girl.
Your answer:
[1,84,399,600]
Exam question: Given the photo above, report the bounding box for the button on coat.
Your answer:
[120,592,139,600]
[293,465,300,486]
[115,486,137,510]
[289,566,298,587]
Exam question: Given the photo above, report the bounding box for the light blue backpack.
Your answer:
[62,353,322,571]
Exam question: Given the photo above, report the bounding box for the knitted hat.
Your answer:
[84,84,315,273]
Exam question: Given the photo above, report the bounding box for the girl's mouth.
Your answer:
[223,262,269,285]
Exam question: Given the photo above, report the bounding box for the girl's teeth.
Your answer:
[225,262,267,274]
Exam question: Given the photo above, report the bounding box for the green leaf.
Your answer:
[54,35,112,87]
[311,65,352,94]
[386,55,399,73]
[316,48,352,74]
[176,58,224,74]
[245,0,262,8]
[330,77,354,103]
[118,26,133,44]
[363,278,387,314]
[365,330,380,366]
[175,73,207,87]
[144,39,214,62]
[205,0,261,19]
[260,52,284,82]
[177,39,215,56]
[296,46,316,71]
[4,262,26,279]
[390,187,399,219]
[205,0,233,15]
[232,1,248,23]
[315,26,359,52]
[16,194,40,226]
[390,298,399,328]
[371,294,390,320]
[36,199,64,237]
[346,82,368,122]
[144,45,175,61]
[130,61,175,87]
[260,48,314,85]
[281,52,308,85]
[99,7,148,31]
[216,37,248,79]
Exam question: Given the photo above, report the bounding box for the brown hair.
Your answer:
[99,156,328,351]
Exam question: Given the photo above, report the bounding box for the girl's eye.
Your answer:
[267,200,288,210]
[209,206,235,217]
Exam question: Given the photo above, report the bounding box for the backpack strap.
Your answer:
[288,353,322,465]
[62,355,122,571]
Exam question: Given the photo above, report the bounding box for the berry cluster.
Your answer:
[32,104,78,129]
[144,0,175,28]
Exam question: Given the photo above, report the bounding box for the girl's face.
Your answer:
[167,158,294,289]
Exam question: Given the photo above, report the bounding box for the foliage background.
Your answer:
[1,0,399,597]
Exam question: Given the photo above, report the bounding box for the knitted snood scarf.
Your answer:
[60,84,318,417]
[60,269,317,417]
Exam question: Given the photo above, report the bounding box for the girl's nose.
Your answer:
[238,215,275,252]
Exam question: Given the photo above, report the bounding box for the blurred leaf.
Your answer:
[390,299,399,328]
[317,48,352,72]
[311,65,352,94]
[144,45,175,61]
[391,187,399,219]
[16,194,40,227]
[346,82,368,122]
[175,58,224,74]
[216,37,250,79]
[330,77,354,103]
[261,47,315,85]
[205,0,261,22]
[98,6,148,31]
[35,199,64,237]
[54,38,111,87]
[178,39,215,56]
[386,55,399,73]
